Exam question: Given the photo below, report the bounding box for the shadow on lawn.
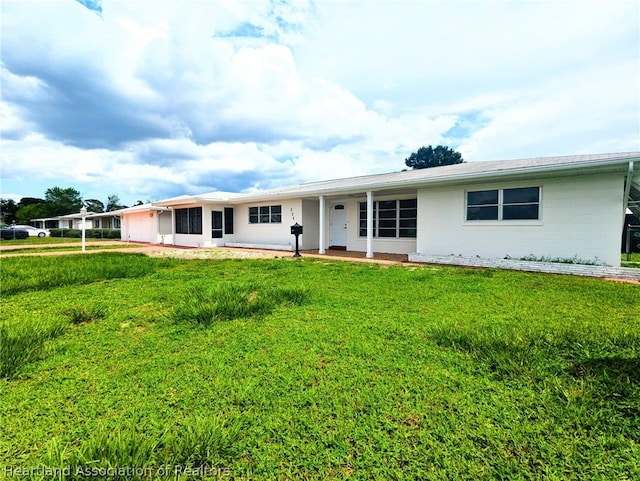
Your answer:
[571,356,640,418]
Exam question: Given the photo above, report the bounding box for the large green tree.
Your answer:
[84,199,105,213]
[44,187,83,216]
[0,199,18,225]
[106,194,127,212]
[405,145,464,169]
[13,197,48,224]
[15,203,51,224]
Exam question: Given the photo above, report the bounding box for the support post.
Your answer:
[80,207,87,253]
[366,191,374,258]
[319,196,326,254]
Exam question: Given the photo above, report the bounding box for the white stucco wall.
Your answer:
[301,199,320,250]
[416,172,625,266]
[232,199,303,249]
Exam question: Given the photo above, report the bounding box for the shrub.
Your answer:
[103,229,121,239]
[50,229,81,238]
[49,229,121,239]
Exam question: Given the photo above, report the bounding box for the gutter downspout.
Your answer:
[623,161,634,228]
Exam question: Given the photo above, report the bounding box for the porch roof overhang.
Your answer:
[152,192,240,207]
[116,204,172,214]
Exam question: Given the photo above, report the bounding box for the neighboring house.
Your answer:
[32,212,121,230]
[118,152,640,267]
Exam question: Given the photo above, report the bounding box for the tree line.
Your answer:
[0,187,129,225]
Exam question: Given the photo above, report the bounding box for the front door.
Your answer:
[330,204,347,248]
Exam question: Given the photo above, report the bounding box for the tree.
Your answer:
[405,145,464,169]
[106,194,127,211]
[15,203,50,224]
[17,197,45,207]
[44,187,83,216]
[0,199,18,225]
[12,197,49,224]
[84,199,105,213]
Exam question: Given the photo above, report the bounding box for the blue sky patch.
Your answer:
[444,112,491,141]
[75,0,102,14]
[217,22,271,40]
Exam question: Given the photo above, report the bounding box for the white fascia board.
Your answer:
[117,204,171,214]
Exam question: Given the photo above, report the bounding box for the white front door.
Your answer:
[330,204,347,247]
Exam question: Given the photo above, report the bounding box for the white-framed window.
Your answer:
[466,187,540,221]
[359,198,417,238]
[248,205,282,224]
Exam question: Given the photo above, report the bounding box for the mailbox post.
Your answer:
[290,222,303,257]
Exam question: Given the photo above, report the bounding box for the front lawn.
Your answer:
[0,237,117,246]
[1,254,638,480]
[0,244,139,255]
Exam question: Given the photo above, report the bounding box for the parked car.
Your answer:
[10,225,50,237]
[0,227,29,240]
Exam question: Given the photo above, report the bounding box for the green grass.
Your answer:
[0,253,158,295]
[621,252,640,268]
[1,254,638,480]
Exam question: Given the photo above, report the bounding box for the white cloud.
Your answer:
[0,0,638,205]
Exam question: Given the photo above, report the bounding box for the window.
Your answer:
[503,187,539,220]
[175,207,202,234]
[467,190,499,220]
[212,211,223,238]
[224,207,234,234]
[359,198,417,238]
[248,205,282,224]
[466,187,540,221]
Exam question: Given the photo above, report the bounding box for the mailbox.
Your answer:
[291,222,303,257]
[291,223,303,235]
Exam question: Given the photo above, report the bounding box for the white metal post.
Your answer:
[366,191,374,258]
[80,207,87,253]
[318,195,326,254]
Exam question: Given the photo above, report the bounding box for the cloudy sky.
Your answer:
[1,0,638,206]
